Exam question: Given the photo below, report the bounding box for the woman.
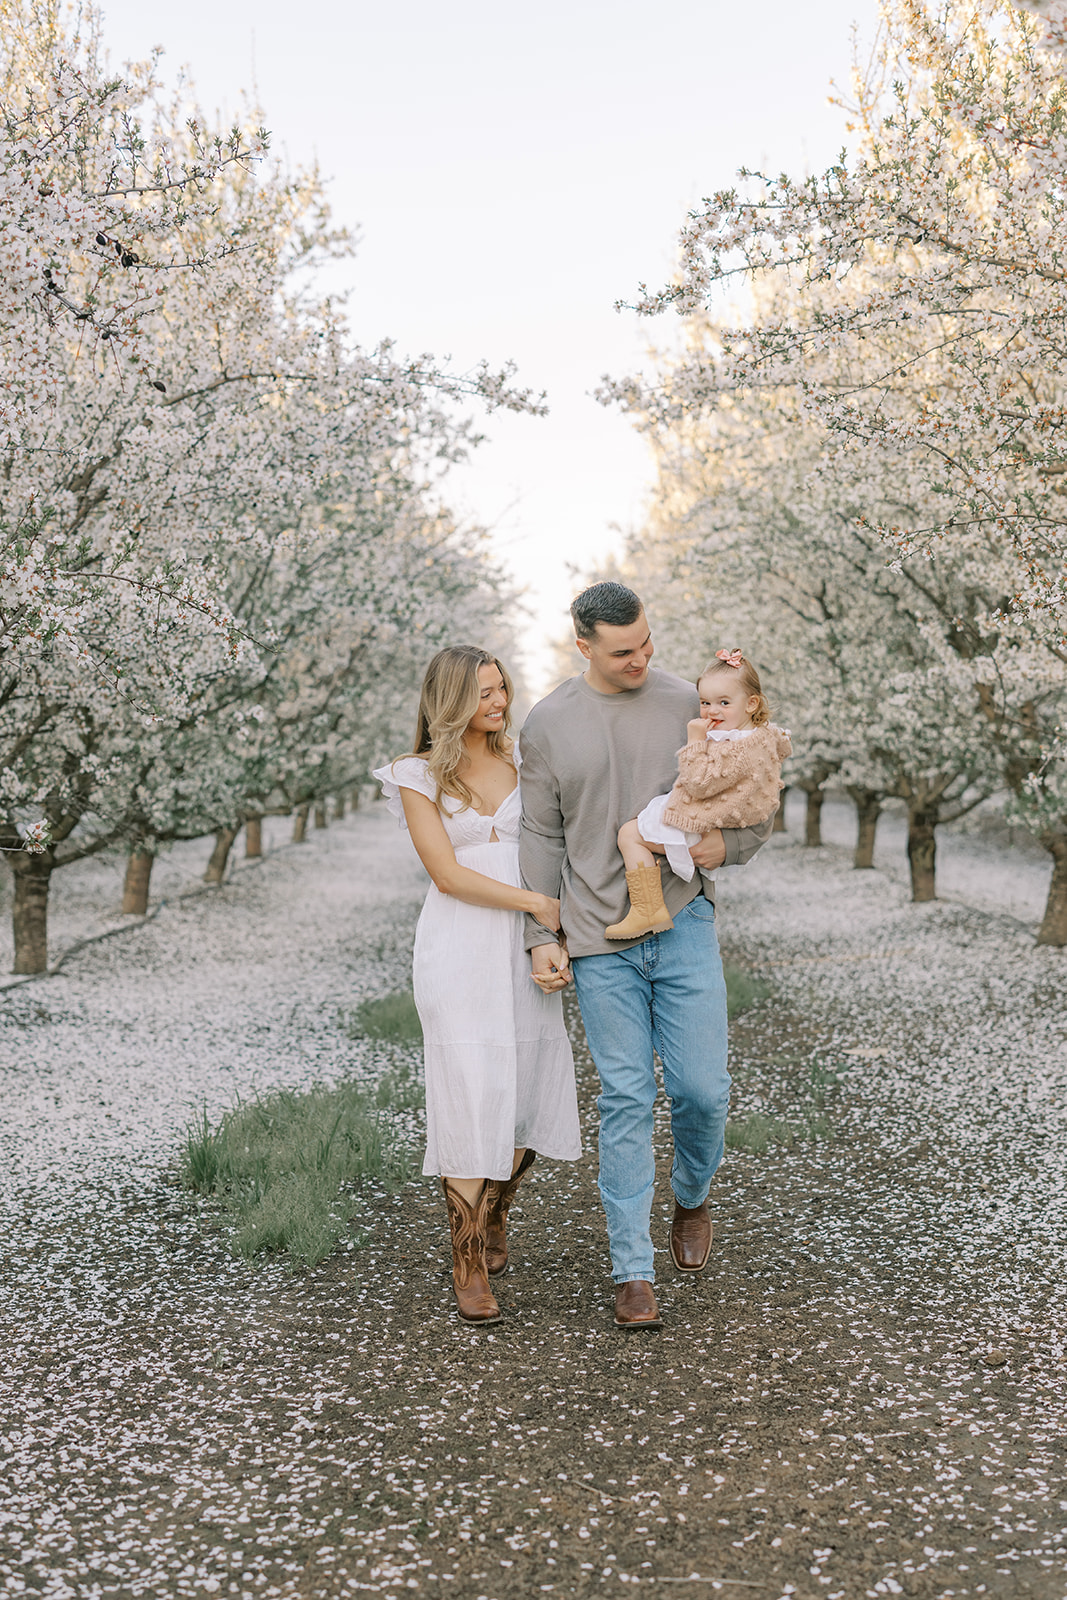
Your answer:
[373,645,580,1325]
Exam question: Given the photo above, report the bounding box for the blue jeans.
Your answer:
[571,894,730,1284]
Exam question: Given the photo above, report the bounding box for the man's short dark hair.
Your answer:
[570,581,643,640]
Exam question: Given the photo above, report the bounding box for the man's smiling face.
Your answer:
[576,610,654,694]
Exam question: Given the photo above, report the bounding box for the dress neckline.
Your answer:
[470,779,519,820]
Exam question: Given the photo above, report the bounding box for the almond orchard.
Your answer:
[0,0,532,973]
[604,0,1067,944]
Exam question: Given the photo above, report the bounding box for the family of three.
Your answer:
[373,582,790,1329]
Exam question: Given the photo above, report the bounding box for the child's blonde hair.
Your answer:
[697,650,771,726]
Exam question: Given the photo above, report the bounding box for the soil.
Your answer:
[1,806,1065,1600]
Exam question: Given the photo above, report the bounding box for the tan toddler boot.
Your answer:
[605,864,675,940]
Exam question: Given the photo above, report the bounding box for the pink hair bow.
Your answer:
[716,648,744,668]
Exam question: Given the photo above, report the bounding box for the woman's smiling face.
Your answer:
[467,661,508,734]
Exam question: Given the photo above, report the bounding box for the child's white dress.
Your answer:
[372,754,581,1181]
[637,727,754,883]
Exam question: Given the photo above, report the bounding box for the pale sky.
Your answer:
[100,0,880,689]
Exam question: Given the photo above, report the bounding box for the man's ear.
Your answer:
[575,636,592,662]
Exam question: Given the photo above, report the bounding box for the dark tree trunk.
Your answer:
[848,787,883,870]
[350,786,362,810]
[333,795,346,820]
[292,803,310,844]
[245,816,263,859]
[1036,831,1067,947]
[122,848,154,915]
[906,803,939,902]
[10,850,53,974]
[204,826,239,885]
[313,801,328,830]
[772,787,788,832]
[804,788,825,847]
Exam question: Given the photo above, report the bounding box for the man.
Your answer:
[518,582,772,1328]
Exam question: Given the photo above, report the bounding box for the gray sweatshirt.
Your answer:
[518,668,773,958]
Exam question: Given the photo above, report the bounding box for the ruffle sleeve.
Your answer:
[371,756,437,829]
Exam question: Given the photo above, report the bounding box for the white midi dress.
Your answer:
[372,755,582,1181]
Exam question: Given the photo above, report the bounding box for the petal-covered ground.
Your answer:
[1,800,1064,1600]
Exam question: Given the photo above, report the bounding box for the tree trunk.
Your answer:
[10,851,53,974]
[1036,831,1067,946]
[245,816,263,859]
[203,826,239,885]
[772,787,788,832]
[906,803,939,902]
[333,794,346,820]
[292,803,310,844]
[350,786,362,810]
[804,788,825,847]
[122,848,154,915]
[848,787,883,870]
[314,801,328,830]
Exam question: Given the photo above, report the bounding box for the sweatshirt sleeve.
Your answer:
[721,809,775,868]
[518,729,565,950]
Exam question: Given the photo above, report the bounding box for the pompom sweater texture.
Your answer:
[661,723,793,833]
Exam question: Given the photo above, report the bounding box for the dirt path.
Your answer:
[1,811,1065,1600]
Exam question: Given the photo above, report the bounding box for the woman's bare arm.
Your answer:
[401,787,561,930]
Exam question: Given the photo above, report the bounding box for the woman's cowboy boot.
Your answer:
[605,864,674,940]
[484,1150,537,1276]
[442,1180,501,1324]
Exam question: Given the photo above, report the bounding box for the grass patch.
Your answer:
[181,1081,414,1268]
[724,964,772,1019]
[725,1109,832,1153]
[348,989,423,1044]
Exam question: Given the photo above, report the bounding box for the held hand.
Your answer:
[531,941,572,992]
[686,716,708,744]
[689,828,727,872]
[528,893,562,932]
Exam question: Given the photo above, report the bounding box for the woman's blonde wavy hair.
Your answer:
[409,645,515,809]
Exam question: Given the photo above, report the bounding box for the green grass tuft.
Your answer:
[181,1082,414,1268]
[724,965,772,1019]
[725,1109,832,1153]
[348,989,423,1044]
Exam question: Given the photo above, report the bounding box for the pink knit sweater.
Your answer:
[660,724,793,833]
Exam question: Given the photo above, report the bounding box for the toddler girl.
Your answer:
[605,650,792,940]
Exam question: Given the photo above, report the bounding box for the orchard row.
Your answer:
[0,4,526,972]
[607,0,1067,945]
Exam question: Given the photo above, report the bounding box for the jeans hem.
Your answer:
[613,1271,656,1285]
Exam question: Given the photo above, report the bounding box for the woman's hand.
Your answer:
[531,941,571,992]
[686,716,708,744]
[527,892,562,932]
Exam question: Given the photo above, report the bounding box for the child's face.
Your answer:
[697,671,759,731]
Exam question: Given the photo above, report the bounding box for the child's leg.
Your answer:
[617,818,664,872]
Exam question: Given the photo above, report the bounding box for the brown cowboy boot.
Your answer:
[442,1180,501,1324]
[484,1150,537,1276]
[605,864,674,940]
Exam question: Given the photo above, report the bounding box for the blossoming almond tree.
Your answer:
[608,0,1067,941]
[0,2,538,971]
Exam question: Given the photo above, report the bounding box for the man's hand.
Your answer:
[531,941,572,993]
[690,828,727,872]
